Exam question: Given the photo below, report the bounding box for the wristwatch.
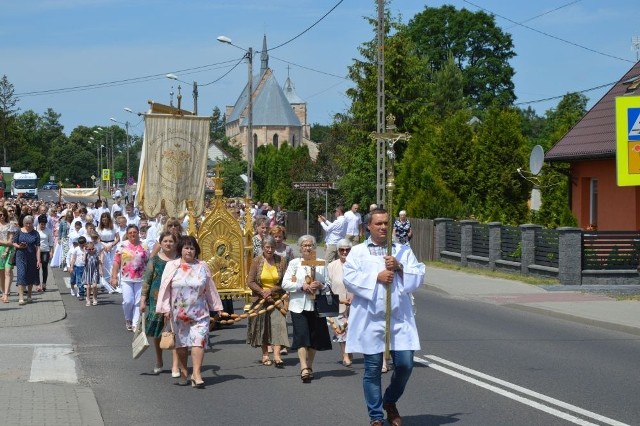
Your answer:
[395,263,403,272]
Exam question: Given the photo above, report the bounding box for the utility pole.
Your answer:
[247,47,254,199]
[376,0,386,207]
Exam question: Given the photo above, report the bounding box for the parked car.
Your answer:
[42,181,59,190]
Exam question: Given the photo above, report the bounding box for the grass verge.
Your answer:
[426,260,560,286]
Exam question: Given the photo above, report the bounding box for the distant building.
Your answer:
[546,60,640,230]
[224,35,318,160]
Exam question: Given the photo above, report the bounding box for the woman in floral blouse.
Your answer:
[393,210,412,245]
[111,224,150,331]
[156,235,222,388]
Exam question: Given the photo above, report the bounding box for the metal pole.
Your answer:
[325,190,328,219]
[306,190,310,236]
[247,47,254,200]
[125,121,130,187]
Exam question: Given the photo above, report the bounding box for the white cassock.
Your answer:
[343,242,425,355]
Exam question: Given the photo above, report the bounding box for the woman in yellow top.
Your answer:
[246,235,289,368]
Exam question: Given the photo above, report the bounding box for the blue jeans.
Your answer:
[363,350,414,422]
[73,266,85,296]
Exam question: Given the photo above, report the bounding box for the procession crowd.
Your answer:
[0,196,423,426]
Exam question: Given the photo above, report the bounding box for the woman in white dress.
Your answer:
[97,212,119,293]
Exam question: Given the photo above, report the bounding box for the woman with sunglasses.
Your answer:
[111,224,149,331]
[326,238,354,367]
[36,215,54,292]
[12,215,41,305]
[0,207,17,303]
[150,217,183,257]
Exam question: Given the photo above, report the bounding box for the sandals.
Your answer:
[261,357,273,366]
[300,367,313,383]
[274,360,285,369]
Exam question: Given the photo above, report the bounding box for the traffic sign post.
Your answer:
[292,182,334,234]
[292,182,333,190]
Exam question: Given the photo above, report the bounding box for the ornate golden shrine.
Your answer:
[194,165,253,302]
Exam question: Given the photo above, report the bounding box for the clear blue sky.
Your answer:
[2,0,639,137]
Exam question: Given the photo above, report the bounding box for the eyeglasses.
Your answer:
[301,244,314,248]
[168,224,180,228]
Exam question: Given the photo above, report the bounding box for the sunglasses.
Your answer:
[168,224,180,228]
[338,248,351,253]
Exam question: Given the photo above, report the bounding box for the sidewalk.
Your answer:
[425,266,640,336]
[0,268,104,426]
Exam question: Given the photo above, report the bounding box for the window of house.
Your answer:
[292,134,296,147]
[273,134,279,148]
[589,178,598,227]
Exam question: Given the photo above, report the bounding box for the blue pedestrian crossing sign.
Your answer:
[615,96,640,186]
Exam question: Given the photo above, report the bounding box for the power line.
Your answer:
[270,55,347,80]
[504,0,582,29]
[463,0,634,63]
[515,81,616,106]
[15,59,241,97]
[267,0,345,52]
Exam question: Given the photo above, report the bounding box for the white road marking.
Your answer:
[29,345,77,384]
[415,355,628,426]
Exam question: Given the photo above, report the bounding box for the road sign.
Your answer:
[102,169,110,181]
[292,182,333,190]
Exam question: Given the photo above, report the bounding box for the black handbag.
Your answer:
[314,285,340,318]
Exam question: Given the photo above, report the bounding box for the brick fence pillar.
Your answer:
[488,222,502,269]
[433,218,452,261]
[520,224,542,275]
[558,227,583,285]
[460,220,478,267]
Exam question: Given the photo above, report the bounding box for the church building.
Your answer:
[224,35,318,160]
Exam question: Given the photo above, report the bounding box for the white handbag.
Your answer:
[132,315,150,359]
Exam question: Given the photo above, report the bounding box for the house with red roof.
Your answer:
[546,61,640,231]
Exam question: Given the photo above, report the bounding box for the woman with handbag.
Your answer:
[12,215,41,305]
[246,235,289,368]
[156,235,223,388]
[282,235,332,383]
[140,231,180,376]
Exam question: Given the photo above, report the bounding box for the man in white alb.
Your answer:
[343,208,425,426]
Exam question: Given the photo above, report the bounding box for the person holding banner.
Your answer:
[343,208,425,426]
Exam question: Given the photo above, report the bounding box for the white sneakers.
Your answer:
[69,288,76,297]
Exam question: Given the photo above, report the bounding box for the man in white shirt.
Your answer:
[318,205,348,262]
[343,203,363,244]
[111,198,123,218]
[343,208,425,426]
[124,203,140,227]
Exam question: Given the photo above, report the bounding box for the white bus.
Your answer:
[11,171,39,199]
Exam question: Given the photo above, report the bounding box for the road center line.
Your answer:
[415,355,628,426]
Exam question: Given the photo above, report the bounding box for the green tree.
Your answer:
[404,5,516,109]
[210,107,225,142]
[533,93,587,228]
[0,75,20,166]
[469,106,529,223]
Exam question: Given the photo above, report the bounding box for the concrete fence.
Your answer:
[434,218,640,285]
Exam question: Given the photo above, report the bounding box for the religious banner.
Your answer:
[137,114,210,217]
[61,188,98,197]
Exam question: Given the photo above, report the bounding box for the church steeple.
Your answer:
[260,34,269,75]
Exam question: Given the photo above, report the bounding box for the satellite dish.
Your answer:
[529,145,544,176]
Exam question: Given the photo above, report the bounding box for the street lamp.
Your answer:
[87,138,101,196]
[166,74,198,115]
[217,35,253,199]
[93,127,113,192]
[110,112,131,188]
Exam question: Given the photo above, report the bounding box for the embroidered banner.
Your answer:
[137,114,210,217]
[61,188,98,197]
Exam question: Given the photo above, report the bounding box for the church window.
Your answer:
[273,134,279,148]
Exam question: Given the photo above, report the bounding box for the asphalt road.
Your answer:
[58,270,640,426]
